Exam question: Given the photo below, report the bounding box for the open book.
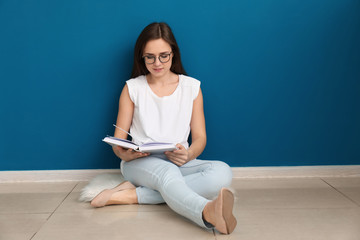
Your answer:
[102,136,177,153]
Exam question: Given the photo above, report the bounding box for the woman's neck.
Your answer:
[147,72,178,85]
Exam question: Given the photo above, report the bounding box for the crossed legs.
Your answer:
[91,157,237,234]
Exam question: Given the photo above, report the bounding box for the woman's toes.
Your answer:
[90,189,113,207]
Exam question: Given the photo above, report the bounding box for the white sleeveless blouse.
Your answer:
[126,74,200,149]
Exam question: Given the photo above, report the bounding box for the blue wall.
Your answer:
[0,0,359,170]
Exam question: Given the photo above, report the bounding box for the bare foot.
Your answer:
[203,188,237,234]
[90,181,136,208]
[106,188,138,205]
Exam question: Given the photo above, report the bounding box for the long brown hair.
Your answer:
[130,22,187,78]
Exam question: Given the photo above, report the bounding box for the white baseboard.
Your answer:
[0,169,121,183]
[232,165,360,178]
[0,165,359,183]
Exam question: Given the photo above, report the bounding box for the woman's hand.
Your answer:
[165,144,191,166]
[114,146,150,162]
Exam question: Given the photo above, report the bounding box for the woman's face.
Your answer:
[143,38,173,79]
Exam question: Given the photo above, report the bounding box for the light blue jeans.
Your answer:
[120,154,233,228]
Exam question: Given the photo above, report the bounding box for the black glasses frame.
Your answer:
[142,52,172,64]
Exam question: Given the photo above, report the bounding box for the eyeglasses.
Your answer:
[142,52,172,64]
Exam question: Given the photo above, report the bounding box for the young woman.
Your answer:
[91,22,237,234]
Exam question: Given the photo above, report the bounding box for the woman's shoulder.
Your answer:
[179,74,201,87]
[125,75,147,103]
[126,75,146,85]
[179,75,201,100]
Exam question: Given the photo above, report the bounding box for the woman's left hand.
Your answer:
[165,144,190,166]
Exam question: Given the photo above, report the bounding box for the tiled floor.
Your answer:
[1,177,360,240]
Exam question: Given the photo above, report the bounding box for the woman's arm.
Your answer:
[165,88,207,166]
[188,88,207,159]
[112,84,149,161]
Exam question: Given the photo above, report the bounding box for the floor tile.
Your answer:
[0,182,76,214]
[0,213,49,240]
[2,178,359,240]
[322,177,360,188]
[231,178,334,189]
[215,208,360,240]
[0,182,76,193]
[31,211,215,240]
[322,178,360,206]
[231,178,357,209]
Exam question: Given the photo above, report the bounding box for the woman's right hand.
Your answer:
[114,146,150,162]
